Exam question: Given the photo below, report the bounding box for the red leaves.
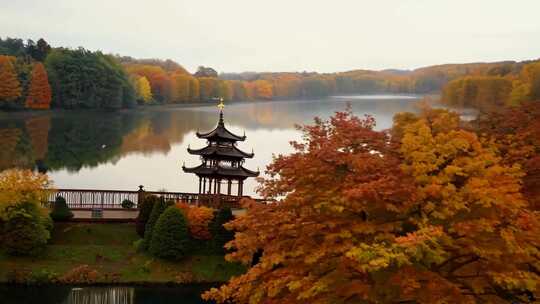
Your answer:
[204,108,540,304]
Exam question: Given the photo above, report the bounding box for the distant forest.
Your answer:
[0,37,539,110]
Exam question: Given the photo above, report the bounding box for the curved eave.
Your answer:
[182,164,259,178]
[196,126,246,142]
[187,146,254,159]
[238,166,260,177]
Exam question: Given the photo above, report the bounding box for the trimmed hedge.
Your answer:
[149,206,189,260]
[142,198,174,249]
[49,196,73,222]
[209,207,235,254]
[135,195,159,237]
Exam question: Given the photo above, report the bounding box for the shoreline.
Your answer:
[0,93,434,119]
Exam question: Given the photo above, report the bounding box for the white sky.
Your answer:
[2,0,539,73]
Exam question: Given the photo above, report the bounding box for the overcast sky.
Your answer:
[2,0,539,73]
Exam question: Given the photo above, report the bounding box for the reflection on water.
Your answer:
[0,96,428,196]
[0,285,214,304]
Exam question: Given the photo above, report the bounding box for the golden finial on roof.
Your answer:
[217,98,225,110]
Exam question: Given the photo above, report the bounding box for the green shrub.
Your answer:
[121,199,135,209]
[49,196,73,221]
[149,206,189,260]
[2,201,51,256]
[135,195,159,237]
[209,207,235,254]
[133,239,144,252]
[142,198,174,249]
[28,269,59,285]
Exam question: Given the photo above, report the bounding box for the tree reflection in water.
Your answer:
[0,97,424,195]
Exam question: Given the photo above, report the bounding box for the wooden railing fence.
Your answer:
[46,186,260,209]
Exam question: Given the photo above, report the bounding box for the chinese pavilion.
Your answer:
[182,101,259,197]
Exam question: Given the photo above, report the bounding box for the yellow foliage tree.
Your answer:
[520,61,540,101]
[254,80,273,100]
[0,169,55,220]
[137,76,152,103]
[170,73,192,103]
[189,77,200,102]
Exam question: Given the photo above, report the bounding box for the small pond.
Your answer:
[0,284,215,304]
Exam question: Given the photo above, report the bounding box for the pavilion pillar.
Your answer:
[202,178,206,194]
[227,180,232,195]
[217,179,222,195]
[198,177,202,194]
[214,179,218,194]
[208,178,212,194]
[238,180,244,196]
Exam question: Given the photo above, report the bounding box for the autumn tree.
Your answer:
[253,79,273,100]
[135,76,152,103]
[522,62,540,100]
[198,77,220,101]
[204,109,540,303]
[125,64,171,102]
[25,62,52,109]
[170,73,196,103]
[442,76,513,109]
[189,77,200,102]
[474,101,540,210]
[0,55,22,103]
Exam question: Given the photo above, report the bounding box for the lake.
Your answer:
[0,95,430,196]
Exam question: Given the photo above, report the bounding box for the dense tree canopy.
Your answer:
[204,108,540,304]
[45,48,135,109]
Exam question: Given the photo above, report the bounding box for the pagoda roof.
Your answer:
[196,111,246,142]
[182,163,259,178]
[188,144,254,159]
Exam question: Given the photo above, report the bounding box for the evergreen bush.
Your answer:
[209,207,235,254]
[142,197,173,249]
[135,195,159,237]
[49,196,73,221]
[149,206,189,260]
[121,199,135,209]
[2,201,51,256]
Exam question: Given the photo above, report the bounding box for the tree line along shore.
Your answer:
[1,37,539,111]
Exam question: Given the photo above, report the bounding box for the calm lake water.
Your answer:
[0,285,216,304]
[0,95,432,196]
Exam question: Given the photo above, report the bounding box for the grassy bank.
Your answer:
[0,223,244,284]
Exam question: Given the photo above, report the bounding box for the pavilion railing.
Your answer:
[46,187,257,209]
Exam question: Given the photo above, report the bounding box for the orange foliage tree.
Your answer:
[198,77,220,101]
[0,55,22,103]
[175,203,215,240]
[25,62,52,109]
[474,101,540,210]
[203,109,540,303]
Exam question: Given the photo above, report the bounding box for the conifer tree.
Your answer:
[25,62,52,109]
[0,55,22,103]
